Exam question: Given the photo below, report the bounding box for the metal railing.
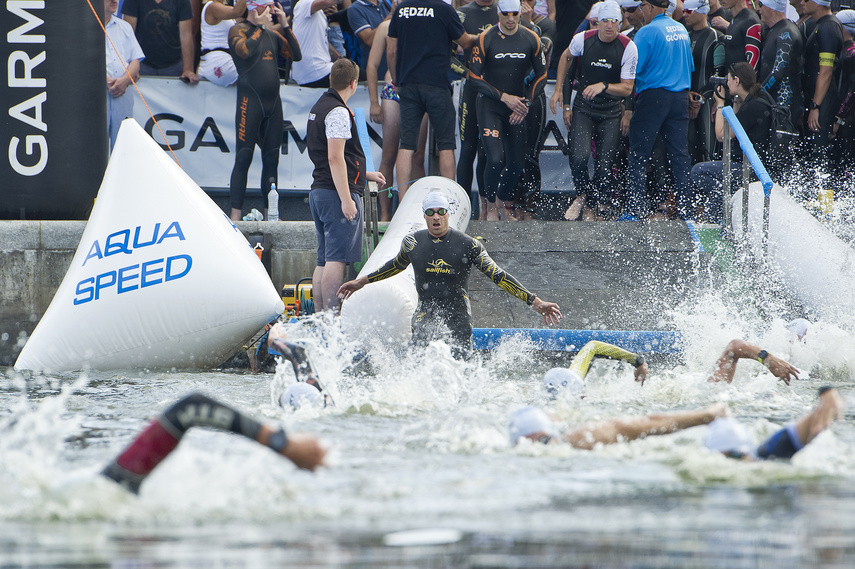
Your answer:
[720,106,775,255]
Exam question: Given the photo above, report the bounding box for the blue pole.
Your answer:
[721,106,774,196]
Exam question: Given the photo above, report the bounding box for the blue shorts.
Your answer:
[309,189,363,265]
[756,424,804,460]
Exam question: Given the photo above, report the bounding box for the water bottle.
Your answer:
[267,181,279,222]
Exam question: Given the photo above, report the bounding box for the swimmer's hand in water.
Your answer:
[765,354,800,386]
[532,297,562,326]
[281,433,328,471]
[809,388,843,438]
[634,362,648,386]
[337,276,369,301]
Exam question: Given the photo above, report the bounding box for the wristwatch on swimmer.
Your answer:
[602,82,609,93]
[809,100,819,110]
[634,355,645,368]
[757,350,769,365]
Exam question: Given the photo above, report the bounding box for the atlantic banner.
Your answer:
[1,1,108,220]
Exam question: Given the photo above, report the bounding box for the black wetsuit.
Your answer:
[456,2,498,202]
[568,30,633,210]
[228,23,302,211]
[759,18,803,126]
[365,228,536,351]
[722,8,762,70]
[469,24,547,203]
[803,14,844,147]
[689,25,725,163]
[102,392,287,494]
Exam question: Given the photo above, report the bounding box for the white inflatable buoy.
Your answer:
[14,119,284,372]
[340,177,470,346]
[731,182,855,320]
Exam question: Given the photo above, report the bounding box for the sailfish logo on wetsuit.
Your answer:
[427,259,453,274]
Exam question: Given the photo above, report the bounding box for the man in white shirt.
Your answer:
[291,0,339,86]
[104,0,145,150]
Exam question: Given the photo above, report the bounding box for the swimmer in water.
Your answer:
[266,322,334,409]
[511,386,842,459]
[544,338,801,398]
[101,392,327,494]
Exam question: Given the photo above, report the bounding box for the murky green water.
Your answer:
[2,305,855,568]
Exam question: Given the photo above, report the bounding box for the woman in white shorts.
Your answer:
[199,0,246,86]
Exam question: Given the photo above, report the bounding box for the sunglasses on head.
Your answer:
[501,10,520,15]
[424,208,448,216]
[623,5,638,11]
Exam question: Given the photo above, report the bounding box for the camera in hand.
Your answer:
[709,76,728,98]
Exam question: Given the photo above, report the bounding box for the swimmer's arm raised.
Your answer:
[573,341,647,384]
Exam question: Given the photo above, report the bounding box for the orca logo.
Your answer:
[495,52,526,59]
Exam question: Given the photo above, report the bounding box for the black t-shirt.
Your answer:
[723,7,762,70]
[553,0,595,68]
[457,1,498,63]
[708,6,732,23]
[803,14,844,100]
[734,91,773,162]
[122,0,193,69]
[389,0,466,88]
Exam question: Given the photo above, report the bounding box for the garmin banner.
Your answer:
[130,79,394,192]
[1,1,108,219]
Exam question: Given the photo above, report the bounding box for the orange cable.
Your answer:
[86,0,182,167]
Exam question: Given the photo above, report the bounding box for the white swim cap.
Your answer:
[509,406,559,444]
[619,0,642,7]
[666,0,677,15]
[589,2,603,19]
[422,191,450,214]
[497,0,522,12]
[543,368,584,396]
[683,0,710,14]
[703,418,754,456]
[279,382,324,409]
[786,318,811,341]
[838,10,855,34]
[598,1,622,21]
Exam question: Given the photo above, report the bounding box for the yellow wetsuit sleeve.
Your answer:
[472,240,536,304]
[365,234,413,283]
[567,341,639,379]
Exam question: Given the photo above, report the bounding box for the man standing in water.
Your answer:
[337,191,562,355]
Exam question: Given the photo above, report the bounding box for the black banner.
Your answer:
[1,1,107,219]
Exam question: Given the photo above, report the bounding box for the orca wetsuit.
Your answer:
[468,23,547,204]
[228,22,302,211]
